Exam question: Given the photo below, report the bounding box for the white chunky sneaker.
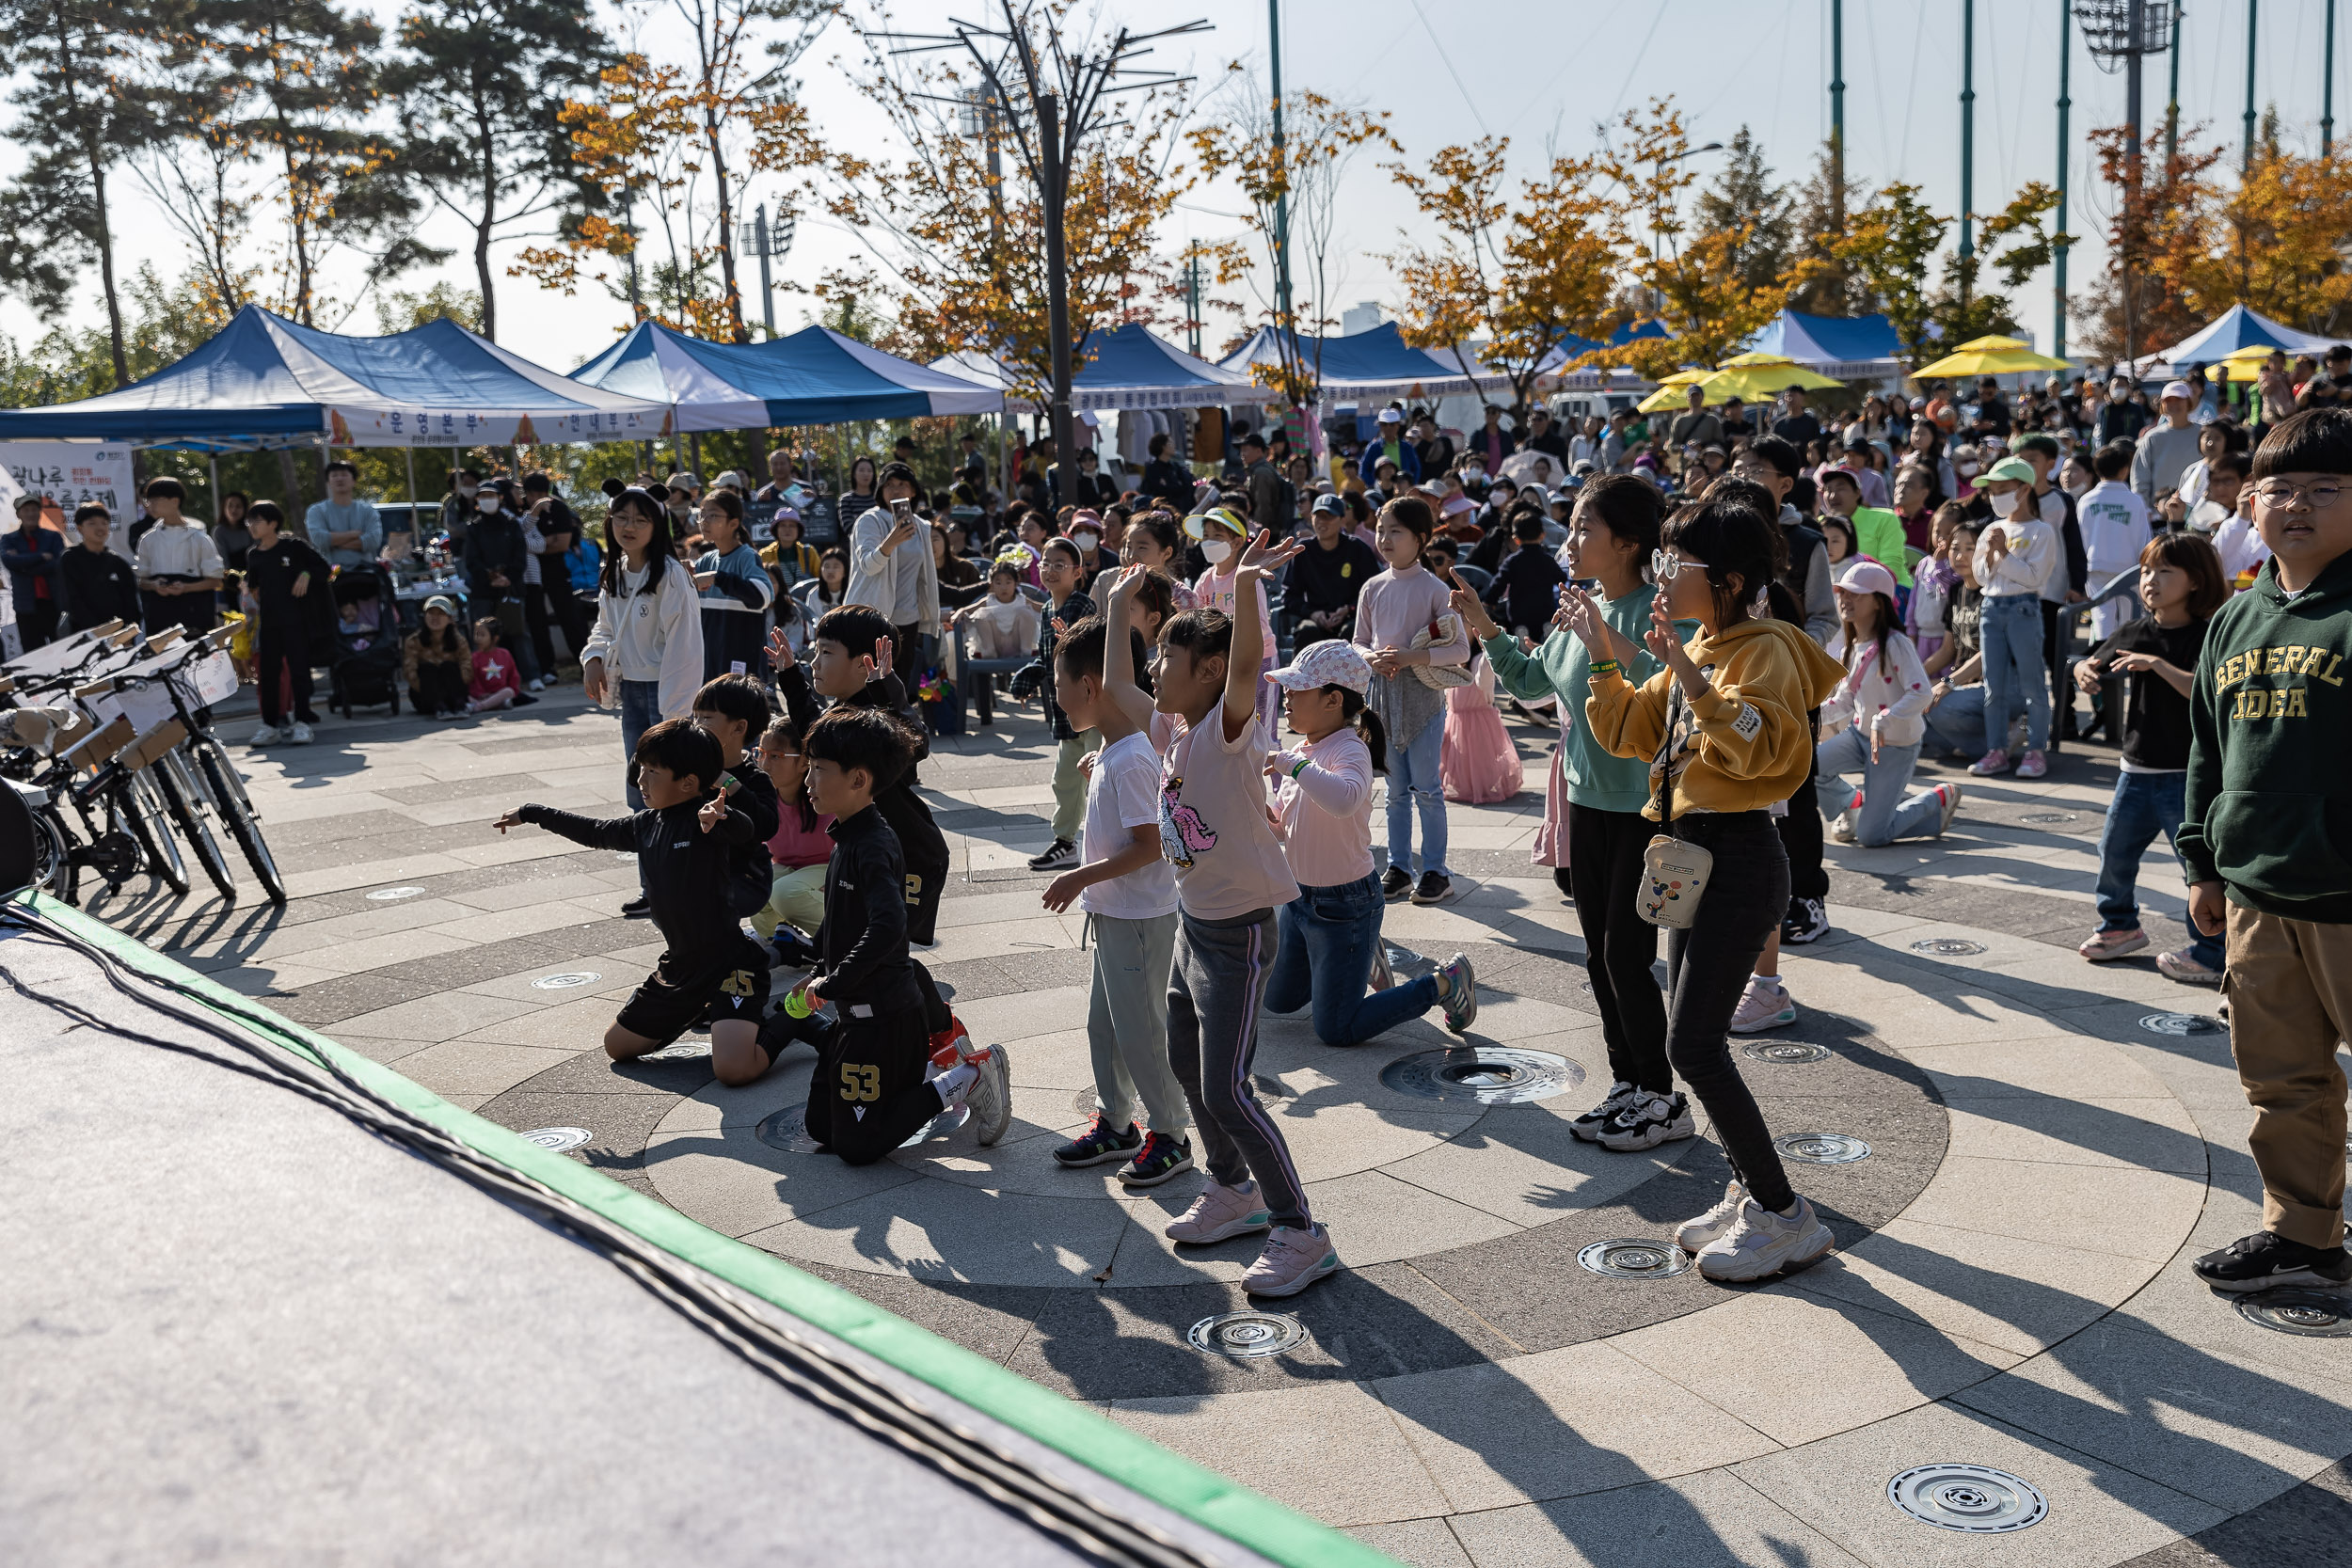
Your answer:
[1696,1196,1836,1282]
[1676,1180,1748,1254]
[1569,1080,1640,1144]
[1597,1090,1697,1152]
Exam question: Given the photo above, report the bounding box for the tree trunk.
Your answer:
[705,106,746,342]
[475,85,498,339]
[52,5,127,386]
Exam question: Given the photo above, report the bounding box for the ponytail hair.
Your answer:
[1337,687,1387,773]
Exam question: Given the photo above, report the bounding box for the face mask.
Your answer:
[1200,537,1233,565]
[1955,461,1979,478]
[1072,531,1099,553]
[1988,489,2020,518]
[457,481,478,498]
[477,496,501,515]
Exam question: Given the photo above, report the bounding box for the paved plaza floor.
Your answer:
[93,685,2352,1568]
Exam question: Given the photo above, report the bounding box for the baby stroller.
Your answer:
[328,564,404,718]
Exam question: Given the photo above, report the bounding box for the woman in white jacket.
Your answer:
[580,480,706,912]
[1815,559,1959,847]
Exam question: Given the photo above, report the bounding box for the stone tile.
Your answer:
[1380,1101,1680,1228]
[1377,1341,1781,1512]
[1609,1287,2019,1448]
[394,1038,580,1100]
[1901,1037,2176,1102]
[280,926,479,978]
[1899,1156,2202,1264]
[1951,1319,2352,1514]
[1347,1518,1472,1568]
[437,873,628,913]
[1106,1381,1452,1528]
[1941,1094,2207,1175]
[1783,1218,2161,1358]
[740,1180,1131,1288]
[1731,1399,2227,1568]
[644,1117,924,1239]
[784,1260,1042,1368]
[1445,1468,1866,1568]
[329,990,542,1043]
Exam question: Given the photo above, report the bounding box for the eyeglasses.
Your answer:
[1651,548,1688,581]
[2252,479,2346,509]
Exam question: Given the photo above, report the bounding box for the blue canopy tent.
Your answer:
[1221,322,1507,403]
[2150,304,2337,369]
[570,320,1002,430]
[937,323,1251,411]
[0,304,673,450]
[1743,310,1906,380]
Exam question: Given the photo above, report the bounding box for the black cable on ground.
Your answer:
[0,904,1232,1568]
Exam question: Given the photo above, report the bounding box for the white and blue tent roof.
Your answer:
[1742,310,1906,378]
[1222,322,1508,402]
[571,320,1001,430]
[935,324,1252,412]
[2151,305,2338,368]
[0,304,673,449]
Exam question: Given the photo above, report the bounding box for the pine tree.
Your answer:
[1692,127,1793,298]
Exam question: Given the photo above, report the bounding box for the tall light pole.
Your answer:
[2079,0,2176,368]
[737,204,796,338]
[2327,0,2339,154]
[1268,0,1294,346]
[2165,0,2183,164]
[2244,0,2261,171]
[886,4,1208,512]
[2056,0,2073,360]
[1829,0,1846,233]
[1960,0,1976,295]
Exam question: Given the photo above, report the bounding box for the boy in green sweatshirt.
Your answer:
[2180,407,2352,1293]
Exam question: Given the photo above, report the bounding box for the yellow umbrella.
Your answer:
[1911,334,2073,378]
[2216,344,2280,382]
[1706,362,1846,401]
[1635,368,1715,413]
[1715,351,1802,369]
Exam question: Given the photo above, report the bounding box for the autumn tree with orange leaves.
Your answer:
[1382,135,1619,414]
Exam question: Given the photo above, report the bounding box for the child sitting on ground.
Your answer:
[768,605,952,946]
[404,594,470,720]
[467,615,533,714]
[2074,531,2228,983]
[755,707,1011,1161]
[494,718,772,1086]
[953,557,1042,659]
[751,711,834,964]
[1036,613,1193,1187]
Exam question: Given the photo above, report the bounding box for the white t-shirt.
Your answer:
[2076,479,2152,576]
[1080,730,1179,920]
[1154,699,1299,921]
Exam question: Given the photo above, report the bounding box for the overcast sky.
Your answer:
[5,0,2339,372]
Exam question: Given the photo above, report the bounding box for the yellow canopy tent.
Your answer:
[1911,335,2072,379]
[1637,356,1843,412]
[2215,344,2280,383]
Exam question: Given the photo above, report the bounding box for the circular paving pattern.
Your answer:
[1887,1464,2048,1534]
[1378,1045,1586,1105]
[1187,1310,1308,1358]
[1576,1238,1694,1279]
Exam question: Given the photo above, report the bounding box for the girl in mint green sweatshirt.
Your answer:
[1449,475,1687,1149]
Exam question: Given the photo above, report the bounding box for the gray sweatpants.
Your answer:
[1166,905,1311,1228]
[1089,911,1187,1134]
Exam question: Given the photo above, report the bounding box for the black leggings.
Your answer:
[410,660,469,717]
[1775,711,1828,902]
[1662,812,1795,1212]
[1567,802,1669,1094]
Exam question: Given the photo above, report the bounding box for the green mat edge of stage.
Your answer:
[16,890,1398,1568]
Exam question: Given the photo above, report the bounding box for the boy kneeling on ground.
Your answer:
[495,718,774,1085]
[757,706,1011,1163]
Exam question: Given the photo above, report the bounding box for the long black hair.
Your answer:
[1331,687,1388,773]
[598,478,675,596]
[1661,496,1780,629]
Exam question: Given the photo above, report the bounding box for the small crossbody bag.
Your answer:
[1636,686,1713,929]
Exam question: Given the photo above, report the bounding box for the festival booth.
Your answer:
[940,322,1254,412]
[2150,304,2337,368]
[0,304,673,451]
[1220,322,1509,405]
[569,319,1002,429]
[1742,309,1906,382]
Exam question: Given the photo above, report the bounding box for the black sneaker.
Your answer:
[1028,837,1078,871]
[1570,1080,1640,1143]
[622,894,652,919]
[1052,1115,1142,1168]
[1381,865,1413,900]
[1597,1089,1697,1151]
[2192,1230,2352,1294]
[769,927,818,970]
[1410,871,1452,905]
[1118,1131,1195,1187]
[1782,895,1830,944]
[1553,866,1575,902]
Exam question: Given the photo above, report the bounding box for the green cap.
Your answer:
[1983,456,2037,485]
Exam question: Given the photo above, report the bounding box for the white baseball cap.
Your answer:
[1269,639,1373,694]
[2161,379,2196,402]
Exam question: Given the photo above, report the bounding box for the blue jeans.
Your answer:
[1814,727,1945,845]
[619,679,661,810]
[1921,685,2026,759]
[2095,770,2224,967]
[1979,594,2049,754]
[1264,873,1441,1046]
[1387,715,1449,877]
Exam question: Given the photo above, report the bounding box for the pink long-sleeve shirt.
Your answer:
[1351,563,1470,666]
[1271,726,1376,887]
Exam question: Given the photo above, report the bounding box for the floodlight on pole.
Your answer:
[2076,0,2176,366]
[737,206,798,338]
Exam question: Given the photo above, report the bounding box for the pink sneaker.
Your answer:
[1967,750,2012,776]
[1164,1180,1272,1244]
[1241,1224,1340,1297]
[2078,927,2149,962]
[2015,749,2049,779]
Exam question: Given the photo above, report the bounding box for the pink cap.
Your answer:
[1835,559,1899,599]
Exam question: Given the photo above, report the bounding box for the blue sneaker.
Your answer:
[1436,952,1478,1035]
[1117,1132,1194,1188]
[1052,1115,1141,1168]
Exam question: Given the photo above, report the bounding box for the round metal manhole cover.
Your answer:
[1743,1040,1832,1065]
[1775,1132,1872,1164]
[2020,811,2077,825]
[644,1041,709,1061]
[1187,1311,1307,1358]
[1888,1464,2047,1533]
[1379,1047,1584,1105]
[1911,938,1987,958]
[1577,1238,1693,1279]
[755,1107,824,1154]
[2140,1012,2221,1037]
[1071,1087,1105,1119]
[365,885,425,901]
[518,1126,592,1153]
[2235,1290,2352,1337]
[532,971,602,990]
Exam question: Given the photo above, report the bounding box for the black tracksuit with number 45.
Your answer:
[766,802,941,1164]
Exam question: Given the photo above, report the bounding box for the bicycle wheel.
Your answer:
[156,752,237,904]
[29,801,75,903]
[119,771,188,896]
[194,732,284,904]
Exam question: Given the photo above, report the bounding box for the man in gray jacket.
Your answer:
[2132,380,2206,508]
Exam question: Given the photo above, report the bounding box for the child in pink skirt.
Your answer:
[1440,646,1524,803]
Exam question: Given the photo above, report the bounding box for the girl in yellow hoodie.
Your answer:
[1565,495,1849,1282]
